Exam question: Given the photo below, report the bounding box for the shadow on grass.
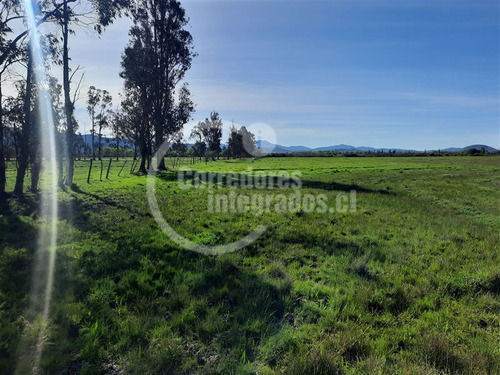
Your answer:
[1,187,289,373]
[300,180,394,195]
[0,198,39,374]
[156,170,394,195]
[61,185,149,233]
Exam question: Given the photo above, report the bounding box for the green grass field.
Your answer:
[1,156,499,374]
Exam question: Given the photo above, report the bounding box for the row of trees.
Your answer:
[87,86,113,160]
[0,0,129,198]
[0,0,201,198]
[189,112,257,161]
[118,0,195,174]
[0,0,258,198]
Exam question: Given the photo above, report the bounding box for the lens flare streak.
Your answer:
[18,1,59,373]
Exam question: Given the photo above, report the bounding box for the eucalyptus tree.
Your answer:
[120,0,195,173]
[116,95,142,161]
[120,24,155,173]
[227,126,243,158]
[13,48,33,195]
[46,76,66,185]
[1,0,74,195]
[3,83,24,162]
[239,126,256,157]
[53,0,130,186]
[173,83,195,137]
[96,90,112,160]
[87,86,112,160]
[13,32,60,194]
[110,109,122,160]
[191,111,223,160]
[0,0,25,196]
[126,0,195,170]
[1,0,130,194]
[87,86,101,159]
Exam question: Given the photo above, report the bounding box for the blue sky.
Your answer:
[66,0,499,149]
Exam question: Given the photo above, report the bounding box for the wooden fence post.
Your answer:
[118,160,127,177]
[87,159,93,184]
[106,158,112,179]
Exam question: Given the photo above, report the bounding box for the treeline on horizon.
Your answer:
[266,147,500,158]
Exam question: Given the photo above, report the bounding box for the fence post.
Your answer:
[130,159,137,174]
[100,160,104,181]
[118,160,127,177]
[87,159,93,184]
[106,158,112,179]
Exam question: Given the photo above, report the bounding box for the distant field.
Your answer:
[1,156,499,374]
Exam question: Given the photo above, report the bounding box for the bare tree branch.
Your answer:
[72,71,85,104]
[0,0,78,67]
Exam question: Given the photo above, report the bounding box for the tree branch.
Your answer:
[72,71,85,105]
[0,0,78,66]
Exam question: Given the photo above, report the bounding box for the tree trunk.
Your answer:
[139,155,147,174]
[91,117,95,159]
[30,115,41,192]
[153,8,166,171]
[138,138,147,174]
[116,133,119,160]
[30,155,41,193]
[106,158,112,179]
[14,52,33,195]
[13,123,19,168]
[87,159,92,183]
[98,127,102,160]
[0,75,6,198]
[58,150,64,186]
[63,1,74,186]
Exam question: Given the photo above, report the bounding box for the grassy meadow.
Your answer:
[1,156,499,374]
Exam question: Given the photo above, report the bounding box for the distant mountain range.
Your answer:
[256,140,498,154]
[79,135,498,154]
[455,144,499,153]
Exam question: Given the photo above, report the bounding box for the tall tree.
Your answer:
[239,126,256,157]
[120,0,195,173]
[29,37,60,192]
[0,71,5,197]
[125,0,195,170]
[96,90,112,160]
[191,111,223,161]
[1,0,128,193]
[0,0,25,197]
[47,76,65,185]
[55,0,130,186]
[3,82,24,165]
[116,95,142,161]
[227,125,243,158]
[13,51,33,195]
[120,27,154,173]
[227,126,255,158]
[87,86,101,159]
[1,0,76,193]
[87,86,112,160]
[110,109,121,160]
[173,83,195,136]
[61,0,75,185]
